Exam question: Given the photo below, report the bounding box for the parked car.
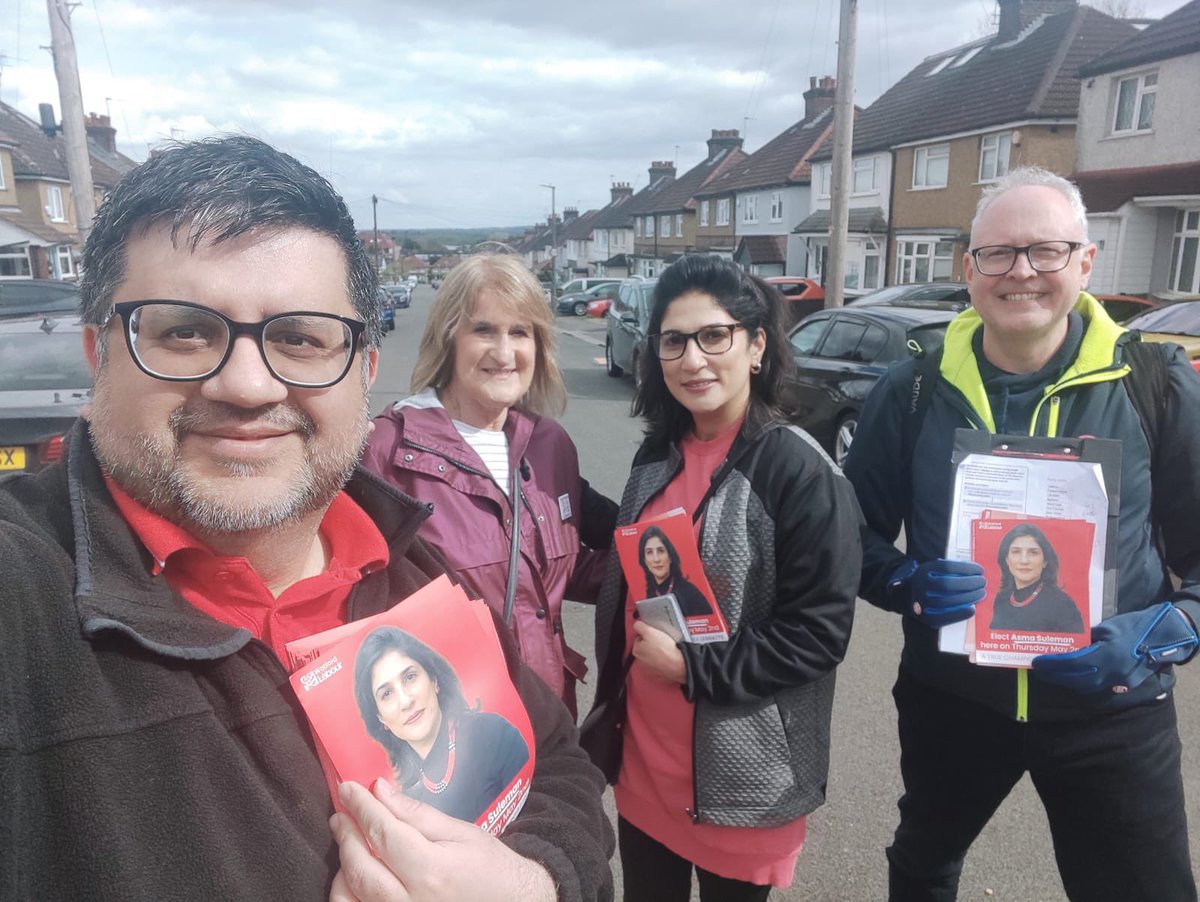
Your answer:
[0,279,81,320]
[605,277,658,385]
[1123,300,1200,372]
[0,315,91,474]
[384,284,411,310]
[787,304,959,466]
[765,276,825,328]
[586,297,612,318]
[849,281,970,309]
[1093,293,1159,323]
[557,282,619,317]
[376,288,395,333]
[556,277,619,299]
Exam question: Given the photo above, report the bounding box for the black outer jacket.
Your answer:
[0,424,614,902]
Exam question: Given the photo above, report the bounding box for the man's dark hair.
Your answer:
[79,134,381,345]
[633,254,794,445]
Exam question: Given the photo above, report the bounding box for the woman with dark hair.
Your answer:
[353,626,529,823]
[362,254,616,719]
[638,525,712,617]
[989,523,1084,633]
[584,255,862,900]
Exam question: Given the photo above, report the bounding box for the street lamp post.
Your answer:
[540,183,557,298]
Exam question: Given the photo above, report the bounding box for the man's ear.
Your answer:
[1078,243,1097,291]
[82,324,102,375]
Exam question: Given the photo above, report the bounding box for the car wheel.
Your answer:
[834,413,858,468]
[574,301,588,317]
[605,337,623,377]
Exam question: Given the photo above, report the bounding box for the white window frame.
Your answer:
[46,185,66,222]
[0,158,6,190]
[912,145,949,190]
[699,200,710,227]
[645,216,654,236]
[674,213,683,237]
[0,244,32,277]
[55,244,74,278]
[895,237,956,283]
[769,192,783,223]
[818,163,831,199]
[716,198,730,226]
[635,218,642,238]
[742,195,758,225]
[1112,71,1157,135]
[1168,208,1200,294]
[852,157,877,194]
[660,215,670,238]
[978,132,1012,183]
[862,242,882,291]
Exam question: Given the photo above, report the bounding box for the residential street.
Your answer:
[372,285,1200,901]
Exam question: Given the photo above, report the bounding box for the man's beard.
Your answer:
[89,381,370,535]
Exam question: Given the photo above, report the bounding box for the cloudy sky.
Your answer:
[1,0,1181,230]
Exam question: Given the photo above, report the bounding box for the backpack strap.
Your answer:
[1120,337,1169,467]
[900,347,943,475]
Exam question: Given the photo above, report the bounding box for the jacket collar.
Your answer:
[388,402,538,472]
[63,421,429,662]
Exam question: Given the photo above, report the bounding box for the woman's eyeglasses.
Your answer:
[649,323,747,361]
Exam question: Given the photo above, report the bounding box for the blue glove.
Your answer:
[887,558,986,629]
[1032,602,1199,694]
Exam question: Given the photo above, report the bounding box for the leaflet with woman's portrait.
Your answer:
[614,509,729,643]
[284,576,535,836]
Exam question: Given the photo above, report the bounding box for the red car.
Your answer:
[765,277,826,327]
[586,297,611,318]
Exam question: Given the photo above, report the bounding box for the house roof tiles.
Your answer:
[696,109,835,198]
[1079,0,1200,76]
[735,235,787,265]
[1074,160,1200,213]
[0,101,129,187]
[640,147,749,215]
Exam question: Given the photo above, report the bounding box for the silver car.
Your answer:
[605,277,658,386]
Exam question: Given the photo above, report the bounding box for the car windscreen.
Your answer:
[0,331,92,392]
[0,284,81,320]
[1125,304,1200,336]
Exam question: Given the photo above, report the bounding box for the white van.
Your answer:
[555,277,619,299]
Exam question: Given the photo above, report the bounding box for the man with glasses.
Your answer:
[844,167,1200,900]
[0,136,612,902]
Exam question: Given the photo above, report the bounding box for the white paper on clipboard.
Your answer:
[939,452,1109,655]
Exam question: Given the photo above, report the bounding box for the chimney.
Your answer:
[610,181,634,203]
[85,113,117,153]
[706,129,743,158]
[563,207,579,222]
[804,76,836,122]
[649,161,676,182]
[998,0,1075,40]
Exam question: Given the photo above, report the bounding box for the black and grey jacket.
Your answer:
[591,416,862,827]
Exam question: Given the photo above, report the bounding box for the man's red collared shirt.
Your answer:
[106,477,389,663]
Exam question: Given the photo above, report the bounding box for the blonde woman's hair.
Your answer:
[410,254,567,417]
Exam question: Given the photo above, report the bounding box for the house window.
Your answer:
[979,133,1012,182]
[1112,72,1156,134]
[895,238,955,283]
[1168,208,1200,294]
[0,244,32,277]
[46,185,66,222]
[716,198,730,226]
[818,163,831,199]
[912,145,949,189]
[635,218,642,237]
[0,158,6,190]
[863,244,881,291]
[55,245,74,278]
[700,200,710,227]
[852,157,876,194]
[645,216,654,236]
[660,216,670,238]
[742,195,758,224]
[674,213,683,237]
[769,192,783,223]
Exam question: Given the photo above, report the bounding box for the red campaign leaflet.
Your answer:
[614,509,729,643]
[285,576,535,836]
[969,515,1095,668]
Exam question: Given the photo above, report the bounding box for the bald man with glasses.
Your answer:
[844,167,1200,901]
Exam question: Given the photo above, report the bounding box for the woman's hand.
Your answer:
[632,620,686,684]
[329,780,557,902]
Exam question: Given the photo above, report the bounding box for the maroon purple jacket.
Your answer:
[364,402,616,715]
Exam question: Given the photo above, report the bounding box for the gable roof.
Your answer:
[642,146,749,215]
[1074,160,1200,213]
[813,5,1135,160]
[1079,0,1200,76]
[734,235,787,265]
[696,108,835,199]
[0,101,128,188]
[559,208,601,241]
[625,174,679,218]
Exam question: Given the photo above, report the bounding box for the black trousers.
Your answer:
[618,817,773,902]
[887,669,1196,902]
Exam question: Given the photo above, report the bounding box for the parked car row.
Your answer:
[557,282,619,317]
[0,279,81,320]
[1124,300,1200,372]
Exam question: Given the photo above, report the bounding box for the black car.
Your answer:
[849,281,969,309]
[557,282,619,317]
[384,284,411,310]
[605,277,658,385]
[0,279,81,320]
[786,304,959,466]
[0,315,91,474]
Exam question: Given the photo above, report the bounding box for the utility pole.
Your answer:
[45,0,96,244]
[540,183,557,297]
[371,194,380,280]
[826,0,858,308]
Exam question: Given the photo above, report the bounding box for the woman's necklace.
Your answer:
[420,722,457,794]
[1009,582,1044,608]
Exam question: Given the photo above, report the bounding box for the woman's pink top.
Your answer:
[613,419,806,887]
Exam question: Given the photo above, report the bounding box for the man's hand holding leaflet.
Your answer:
[886,558,987,628]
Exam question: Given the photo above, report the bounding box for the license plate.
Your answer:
[0,446,26,470]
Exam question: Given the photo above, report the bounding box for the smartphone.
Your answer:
[635,593,691,644]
